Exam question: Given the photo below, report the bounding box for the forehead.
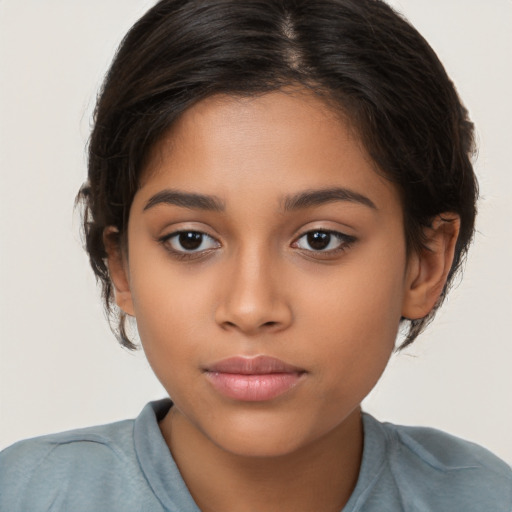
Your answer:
[138,89,400,214]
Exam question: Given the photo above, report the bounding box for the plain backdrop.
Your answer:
[1,1,511,462]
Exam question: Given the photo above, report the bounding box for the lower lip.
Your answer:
[205,372,304,401]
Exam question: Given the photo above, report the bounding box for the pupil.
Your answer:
[179,232,202,250]
[308,231,330,250]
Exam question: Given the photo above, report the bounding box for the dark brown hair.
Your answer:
[78,0,478,350]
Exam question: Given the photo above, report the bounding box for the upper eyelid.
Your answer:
[293,229,354,246]
[160,228,218,240]
[160,227,354,250]
[161,226,349,237]
[162,230,220,244]
[163,229,213,237]
[160,231,220,258]
[293,228,354,241]
[296,228,349,237]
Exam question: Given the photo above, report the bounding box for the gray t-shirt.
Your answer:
[1,399,511,511]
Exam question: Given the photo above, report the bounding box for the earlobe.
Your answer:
[402,214,460,320]
[103,227,135,317]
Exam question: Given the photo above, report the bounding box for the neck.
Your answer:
[160,407,363,512]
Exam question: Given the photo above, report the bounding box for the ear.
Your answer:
[103,227,135,317]
[402,214,460,320]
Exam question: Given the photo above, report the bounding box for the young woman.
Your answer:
[1,1,510,510]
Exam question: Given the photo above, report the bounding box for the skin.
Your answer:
[106,89,459,512]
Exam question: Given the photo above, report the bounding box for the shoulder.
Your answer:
[0,418,136,471]
[366,415,512,511]
[0,419,150,511]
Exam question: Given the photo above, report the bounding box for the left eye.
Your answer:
[163,231,219,253]
[294,230,354,252]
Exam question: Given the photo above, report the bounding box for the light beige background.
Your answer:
[1,1,511,462]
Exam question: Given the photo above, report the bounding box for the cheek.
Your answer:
[299,249,406,391]
[129,261,213,364]
[302,253,405,341]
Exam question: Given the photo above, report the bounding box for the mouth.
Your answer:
[203,355,306,402]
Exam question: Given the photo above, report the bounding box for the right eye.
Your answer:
[160,231,220,258]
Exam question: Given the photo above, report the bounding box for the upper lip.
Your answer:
[204,355,305,375]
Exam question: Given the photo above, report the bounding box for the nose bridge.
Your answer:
[215,239,291,334]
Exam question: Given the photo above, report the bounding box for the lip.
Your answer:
[203,356,306,402]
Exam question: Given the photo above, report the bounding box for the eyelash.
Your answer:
[159,231,220,261]
[159,229,356,261]
[291,230,356,257]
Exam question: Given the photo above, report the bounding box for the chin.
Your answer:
[211,429,307,459]
[197,408,321,459]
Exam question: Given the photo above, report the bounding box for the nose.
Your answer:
[214,246,293,335]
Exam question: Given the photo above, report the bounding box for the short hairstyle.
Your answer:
[78,0,478,350]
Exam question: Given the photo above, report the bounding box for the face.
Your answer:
[117,89,415,457]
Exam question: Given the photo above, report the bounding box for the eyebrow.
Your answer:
[143,186,376,213]
[282,187,377,211]
[144,190,225,212]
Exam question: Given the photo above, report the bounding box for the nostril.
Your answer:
[215,299,293,334]
[221,320,279,332]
